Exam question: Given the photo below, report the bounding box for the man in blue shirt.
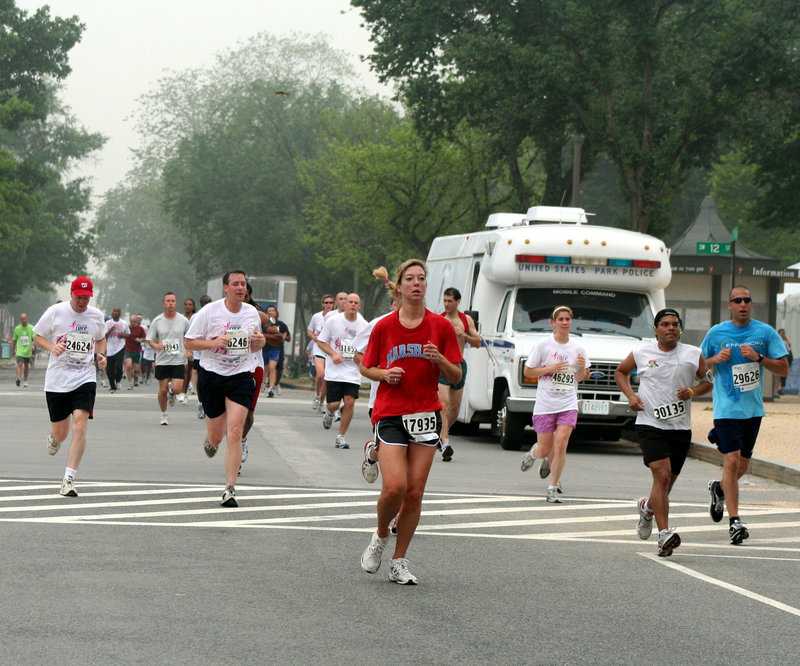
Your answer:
[701,286,788,544]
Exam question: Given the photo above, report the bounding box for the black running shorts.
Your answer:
[197,368,255,419]
[45,382,96,422]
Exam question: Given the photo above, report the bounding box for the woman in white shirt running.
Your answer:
[520,306,590,503]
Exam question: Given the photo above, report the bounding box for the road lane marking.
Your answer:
[639,551,800,617]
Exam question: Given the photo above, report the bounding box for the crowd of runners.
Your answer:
[18,266,789,584]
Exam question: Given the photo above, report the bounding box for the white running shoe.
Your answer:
[361,441,379,483]
[241,437,249,463]
[322,409,334,430]
[60,477,78,497]
[177,393,187,404]
[23,381,28,387]
[361,531,388,573]
[335,434,349,449]
[46,434,60,456]
[220,485,238,508]
[312,396,320,410]
[160,414,169,426]
[274,384,282,396]
[637,497,654,540]
[657,528,681,556]
[333,408,342,423]
[546,487,561,503]
[168,388,175,407]
[538,458,551,479]
[389,558,418,585]
[197,405,205,420]
[520,451,535,472]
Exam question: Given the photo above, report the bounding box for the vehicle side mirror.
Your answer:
[465,309,480,333]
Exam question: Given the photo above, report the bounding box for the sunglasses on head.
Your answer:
[729,297,752,304]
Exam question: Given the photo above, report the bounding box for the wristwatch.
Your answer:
[757,354,764,363]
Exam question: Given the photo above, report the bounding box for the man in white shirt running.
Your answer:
[615,308,712,556]
[104,306,130,393]
[33,276,107,497]
[317,293,368,449]
[185,270,266,507]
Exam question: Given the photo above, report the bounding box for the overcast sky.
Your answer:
[17,0,389,195]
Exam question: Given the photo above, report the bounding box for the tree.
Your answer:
[0,2,101,302]
[153,34,400,324]
[352,0,800,235]
[93,180,205,314]
[298,101,516,314]
[710,148,800,267]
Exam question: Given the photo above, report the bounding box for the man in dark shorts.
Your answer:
[263,305,290,397]
[123,314,146,390]
[33,276,107,497]
[437,287,480,461]
[615,309,711,556]
[701,286,788,544]
[316,293,368,449]
[12,312,35,387]
[185,271,266,507]
[147,292,191,425]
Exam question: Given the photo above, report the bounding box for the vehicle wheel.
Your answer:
[496,389,528,450]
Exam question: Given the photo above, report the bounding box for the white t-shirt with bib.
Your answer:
[105,318,130,356]
[34,302,106,392]
[525,335,590,415]
[354,312,393,408]
[308,310,329,357]
[319,311,368,385]
[185,299,261,376]
[633,342,701,430]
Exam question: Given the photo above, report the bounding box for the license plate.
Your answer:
[580,400,609,415]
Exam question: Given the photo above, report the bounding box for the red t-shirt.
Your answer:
[362,309,462,423]
[125,325,146,352]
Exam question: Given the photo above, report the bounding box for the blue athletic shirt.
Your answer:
[700,319,787,419]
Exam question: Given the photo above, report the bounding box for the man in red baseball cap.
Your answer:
[32,275,107,497]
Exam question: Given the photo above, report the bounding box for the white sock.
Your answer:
[64,467,77,480]
[643,499,654,515]
[162,411,168,418]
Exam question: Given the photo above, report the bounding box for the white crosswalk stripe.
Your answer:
[1,479,798,552]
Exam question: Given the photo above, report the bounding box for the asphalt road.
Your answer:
[1,373,799,664]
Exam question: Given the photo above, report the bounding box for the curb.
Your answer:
[689,441,800,489]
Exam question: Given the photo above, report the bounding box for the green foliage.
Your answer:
[298,101,512,313]
[710,148,800,266]
[0,2,100,303]
[352,0,800,236]
[93,180,205,315]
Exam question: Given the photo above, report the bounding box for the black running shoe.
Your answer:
[441,444,454,462]
[708,480,724,523]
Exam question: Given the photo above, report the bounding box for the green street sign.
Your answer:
[696,241,732,255]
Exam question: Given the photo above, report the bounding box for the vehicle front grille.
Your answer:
[582,362,619,391]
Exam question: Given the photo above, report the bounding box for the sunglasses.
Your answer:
[729,297,752,304]
[323,301,334,304]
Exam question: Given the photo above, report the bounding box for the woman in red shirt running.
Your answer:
[358,259,462,584]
